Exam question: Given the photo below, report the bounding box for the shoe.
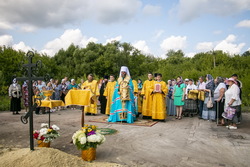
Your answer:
[236,122,241,125]
[226,125,230,128]
[229,126,237,130]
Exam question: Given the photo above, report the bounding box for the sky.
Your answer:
[0,0,250,58]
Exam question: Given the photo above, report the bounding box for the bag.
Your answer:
[206,91,213,108]
[222,106,236,120]
[198,91,205,101]
[188,90,199,100]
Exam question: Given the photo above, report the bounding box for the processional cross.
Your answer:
[16,51,48,151]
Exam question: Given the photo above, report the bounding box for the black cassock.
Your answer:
[99,82,107,114]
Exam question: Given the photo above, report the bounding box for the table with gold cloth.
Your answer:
[40,100,65,108]
[65,89,91,106]
[65,90,92,127]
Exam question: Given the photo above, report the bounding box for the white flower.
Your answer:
[39,128,48,135]
[72,130,85,144]
[51,125,60,131]
[73,138,76,145]
[77,133,86,142]
[41,123,49,128]
[96,132,106,144]
[87,134,102,143]
[80,136,87,145]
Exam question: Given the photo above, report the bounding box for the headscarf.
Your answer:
[176,76,184,87]
[119,66,130,77]
[206,74,213,84]
[13,78,17,87]
[205,74,215,95]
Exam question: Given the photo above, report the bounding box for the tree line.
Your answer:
[0,41,249,106]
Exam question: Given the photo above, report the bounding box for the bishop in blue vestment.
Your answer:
[108,66,136,123]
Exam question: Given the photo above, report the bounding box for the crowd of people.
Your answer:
[166,74,242,129]
[8,66,243,130]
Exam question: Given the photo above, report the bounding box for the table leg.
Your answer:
[49,109,51,127]
[81,106,85,127]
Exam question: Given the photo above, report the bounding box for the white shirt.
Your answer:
[185,84,197,95]
[225,84,241,107]
[214,83,227,101]
[198,81,206,90]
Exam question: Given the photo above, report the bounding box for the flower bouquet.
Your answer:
[72,124,105,161]
[33,123,60,147]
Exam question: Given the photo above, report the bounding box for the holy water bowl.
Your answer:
[43,90,54,100]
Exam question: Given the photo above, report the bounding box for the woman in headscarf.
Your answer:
[202,74,216,121]
[167,80,176,116]
[22,81,29,113]
[173,76,186,120]
[9,78,22,115]
[214,77,227,125]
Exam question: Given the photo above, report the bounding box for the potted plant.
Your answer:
[33,123,60,147]
[72,124,106,161]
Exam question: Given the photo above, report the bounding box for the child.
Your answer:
[33,90,42,115]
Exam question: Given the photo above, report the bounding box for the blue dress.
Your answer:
[108,78,136,123]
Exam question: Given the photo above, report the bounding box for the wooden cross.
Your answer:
[16,51,45,151]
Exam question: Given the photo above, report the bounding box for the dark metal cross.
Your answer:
[16,51,45,151]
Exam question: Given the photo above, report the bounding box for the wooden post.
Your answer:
[81,107,85,127]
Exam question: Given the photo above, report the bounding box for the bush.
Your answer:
[0,95,10,111]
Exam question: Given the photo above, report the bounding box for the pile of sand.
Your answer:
[0,147,122,167]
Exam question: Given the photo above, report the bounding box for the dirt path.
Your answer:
[0,109,249,167]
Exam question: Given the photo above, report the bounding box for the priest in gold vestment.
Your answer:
[151,73,168,121]
[81,74,100,115]
[141,73,154,118]
[132,80,139,116]
[103,75,116,115]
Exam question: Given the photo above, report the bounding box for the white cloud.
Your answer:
[0,0,141,31]
[20,25,37,32]
[142,4,162,16]
[105,36,122,44]
[0,35,13,46]
[174,0,250,23]
[186,52,196,58]
[0,22,13,30]
[92,0,142,24]
[236,19,250,28]
[196,42,214,52]
[214,34,245,55]
[12,42,32,52]
[0,35,33,52]
[160,35,187,52]
[41,29,98,56]
[133,40,150,53]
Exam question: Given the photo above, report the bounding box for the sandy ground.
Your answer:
[0,109,250,167]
